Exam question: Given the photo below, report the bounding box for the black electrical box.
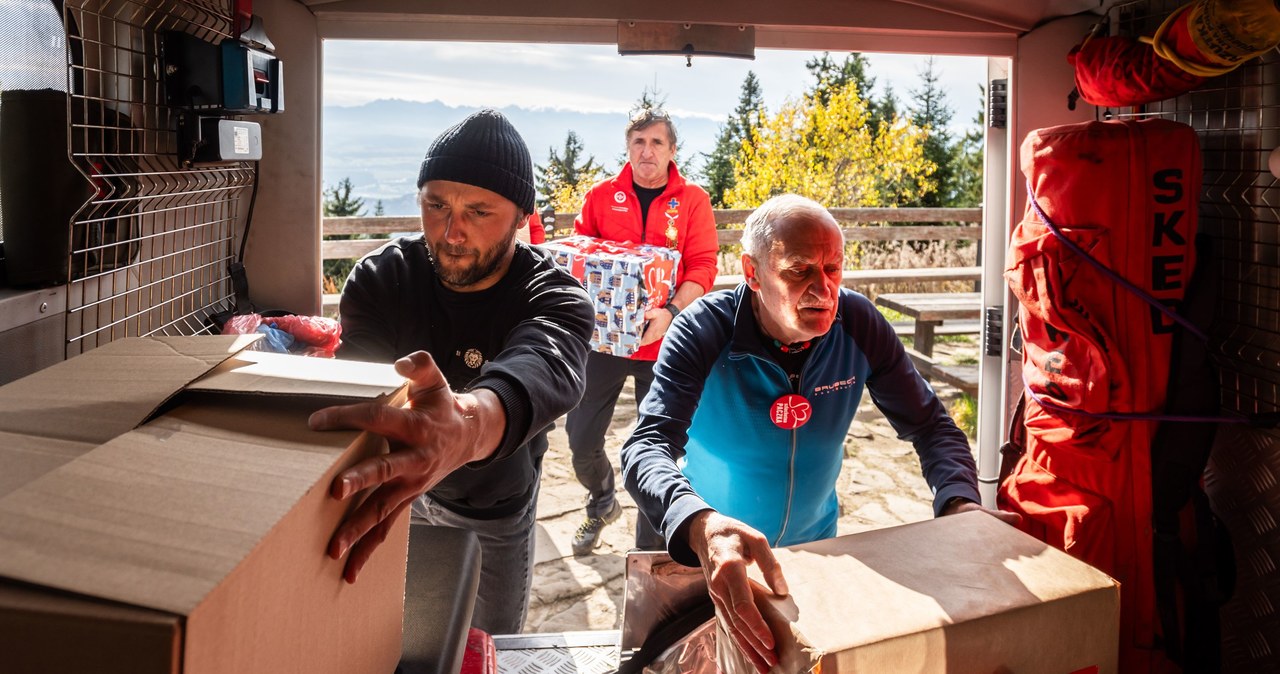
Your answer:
[989,78,1008,129]
[161,29,283,114]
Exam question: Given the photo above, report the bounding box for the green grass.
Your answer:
[949,393,977,438]
[876,306,907,323]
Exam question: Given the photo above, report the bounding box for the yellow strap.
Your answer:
[1144,3,1237,77]
[1145,0,1280,78]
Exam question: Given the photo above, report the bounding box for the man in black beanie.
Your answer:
[309,109,593,634]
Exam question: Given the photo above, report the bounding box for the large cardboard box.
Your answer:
[721,512,1120,674]
[0,335,412,674]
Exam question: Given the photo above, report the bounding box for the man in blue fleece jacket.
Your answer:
[621,194,1018,672]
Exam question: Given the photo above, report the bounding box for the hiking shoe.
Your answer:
[572,500,623,556]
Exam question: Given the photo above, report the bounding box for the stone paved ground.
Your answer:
[523,338,979,633]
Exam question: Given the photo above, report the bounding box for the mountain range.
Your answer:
[323,99,722,216]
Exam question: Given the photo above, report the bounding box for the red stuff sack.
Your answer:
[1001,119,1201,673]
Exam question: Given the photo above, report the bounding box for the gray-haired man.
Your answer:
[621,194,1017,671]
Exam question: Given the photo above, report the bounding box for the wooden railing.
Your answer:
[321,207,982,261]
[321,207,983,314]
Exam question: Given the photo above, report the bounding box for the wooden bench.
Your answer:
[890,320,980,339]
[874,292,982,358]
[902,348,979,397]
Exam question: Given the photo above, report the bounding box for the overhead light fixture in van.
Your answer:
[617,21,755,67]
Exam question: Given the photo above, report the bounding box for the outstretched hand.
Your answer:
[687,510,789,674]
[308,351,505,582]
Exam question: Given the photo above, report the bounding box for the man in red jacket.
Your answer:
[567,108,719,555]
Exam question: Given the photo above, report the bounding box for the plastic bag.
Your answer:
[220,313,342,358]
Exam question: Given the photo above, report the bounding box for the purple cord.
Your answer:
[1019,181,1248,424]
[1025,180,1208,343]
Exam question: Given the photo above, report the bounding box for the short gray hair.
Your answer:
[626,108,677,147]
[740,194,840,259]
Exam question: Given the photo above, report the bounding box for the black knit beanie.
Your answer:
[416,109,536,214]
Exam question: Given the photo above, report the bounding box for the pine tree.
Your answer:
[322,177,365,217]
[702,71,765,207]
[805,52,875,106]
[907,57,955,208]
[804,52,899,138]
[635,84,667,113]
[537,131,601,206]
[873,83,901,132]
[321,177,365,293]
[951,83,986,208]
[374,199,385,216]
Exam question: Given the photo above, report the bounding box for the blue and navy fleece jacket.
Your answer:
[621,285,980,566]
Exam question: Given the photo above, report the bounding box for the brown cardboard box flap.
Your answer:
[187,349,407,401]
[0,337,406,615]
[723,512,1120,674]
[0,334,258,446]
[0,336,411,674]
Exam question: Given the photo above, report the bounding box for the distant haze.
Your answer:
[323,99,720,216]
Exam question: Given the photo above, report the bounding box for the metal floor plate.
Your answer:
[494,631,620,674]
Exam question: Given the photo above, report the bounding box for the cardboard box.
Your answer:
[543,235,680,357]
[0,335,411,674]
[721,512,1120,674]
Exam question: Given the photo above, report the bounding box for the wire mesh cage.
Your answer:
[61,0,254,356]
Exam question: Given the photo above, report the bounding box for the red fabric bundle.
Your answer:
[1068,34,1206,107]
[1001,119,1201,673]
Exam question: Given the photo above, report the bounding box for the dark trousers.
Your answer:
[565,350,654,518]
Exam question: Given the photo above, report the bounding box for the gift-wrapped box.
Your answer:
[543,235,680,357]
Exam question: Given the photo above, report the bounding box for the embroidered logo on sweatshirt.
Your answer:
[462,348,484,369]
[812,376,858,397]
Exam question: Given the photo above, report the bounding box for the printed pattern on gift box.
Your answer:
[543,235,681,357]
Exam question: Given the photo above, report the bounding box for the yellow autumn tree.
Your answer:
[724,81,936,209]
[546,167,603,215]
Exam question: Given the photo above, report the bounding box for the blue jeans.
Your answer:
[411,478,539,635]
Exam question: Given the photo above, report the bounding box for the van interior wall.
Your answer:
[34,0,318,367]
[1114,0,1280,669]
[242,0,321,316]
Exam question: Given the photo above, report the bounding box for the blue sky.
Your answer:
[323,41,988,130]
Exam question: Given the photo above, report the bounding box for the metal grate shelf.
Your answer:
[61,0,254,356]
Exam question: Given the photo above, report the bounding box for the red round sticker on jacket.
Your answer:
[770,394,812,430]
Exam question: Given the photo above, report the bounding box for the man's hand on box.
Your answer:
[941,497,1023,527]
[639,306,674,346]
[308,351,505,582]
[687,510,789,674]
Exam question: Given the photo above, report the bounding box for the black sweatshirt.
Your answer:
[337,236,593,519]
